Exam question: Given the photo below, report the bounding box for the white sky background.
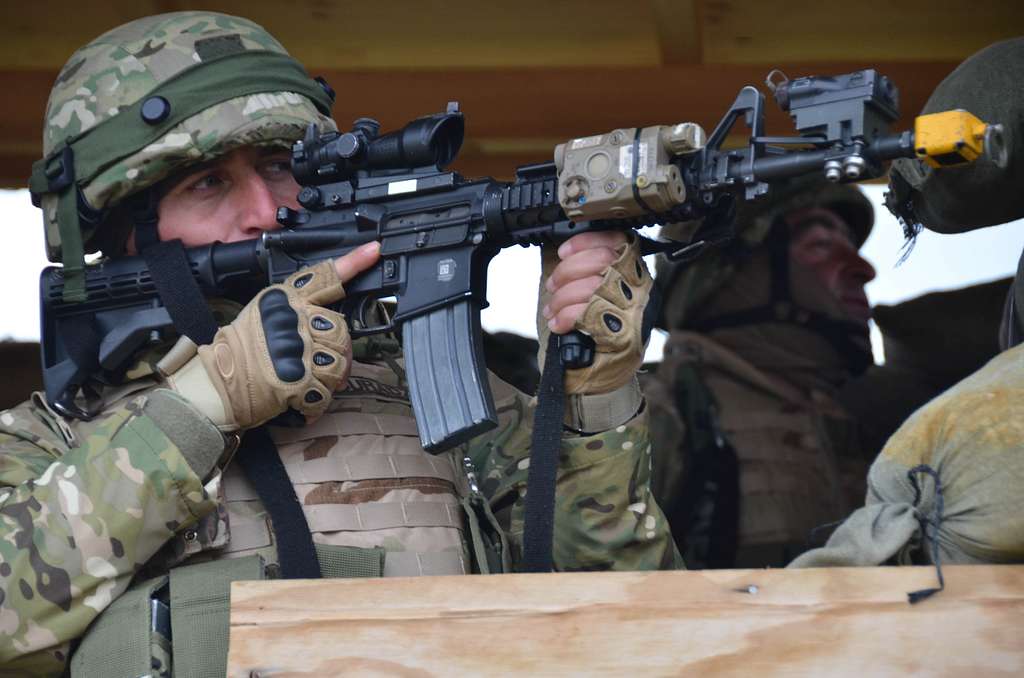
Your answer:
[2,186,1022,363]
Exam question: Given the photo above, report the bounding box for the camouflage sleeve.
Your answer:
[471,374,683,572]
[0,391,222,674]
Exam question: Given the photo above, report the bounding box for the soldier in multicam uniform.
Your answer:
[0,12,679,676]
[645,178,877,569]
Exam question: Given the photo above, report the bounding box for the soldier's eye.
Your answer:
[260,154,293,180]
[186,172,224,193]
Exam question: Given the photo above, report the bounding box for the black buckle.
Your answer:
[314,76,336,103]
[45,145,76,193]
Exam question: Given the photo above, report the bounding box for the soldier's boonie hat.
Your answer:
[887,37,1024,234]
[656,176,873,330]
[30,12,337,299]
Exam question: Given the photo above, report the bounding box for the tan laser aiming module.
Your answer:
[554,123,706,221]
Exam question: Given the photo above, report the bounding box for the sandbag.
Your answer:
[791,342,1024,568]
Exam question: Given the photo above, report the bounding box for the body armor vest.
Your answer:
[647,331,868,568]
[68,355,513,677]
[219,358,474,576]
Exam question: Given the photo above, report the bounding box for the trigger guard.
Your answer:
[345,295,394,338]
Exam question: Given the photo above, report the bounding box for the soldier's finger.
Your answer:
[544,276,603,319]
[287,260,347,305]
[545,247,618,292]
[556,230,628,259]
[334,241,381,283]
[548,302,589,334]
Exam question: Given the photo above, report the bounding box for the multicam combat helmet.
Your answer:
[30,12,336,301]
[656,177,874,331]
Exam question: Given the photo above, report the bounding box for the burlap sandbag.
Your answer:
[790,342,1024,568]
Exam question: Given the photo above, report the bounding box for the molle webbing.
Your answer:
[383,550,469,577]
[303,501,463,532]
[272,410,420,440]
[221,493,463,533]
[70,574,169,677]
[223,451,458,493]
[169,556,265,678]
[71,556,265,678]
[277,452,458,484]
[315,542,385,578]
[29,50,333,302]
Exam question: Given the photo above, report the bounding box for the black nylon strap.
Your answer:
[665,363,740,569]
[141,240,219,345]
[238,426,323,579]
[630,128,658,216]
[141,238,320,579]
[521,332,566,572]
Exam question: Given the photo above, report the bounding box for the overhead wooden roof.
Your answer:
[1,0,1021,184]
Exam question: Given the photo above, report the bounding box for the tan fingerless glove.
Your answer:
[538,233,653,395]
[164,260,352,431]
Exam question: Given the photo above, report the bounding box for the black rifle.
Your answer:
[39,69,936,452]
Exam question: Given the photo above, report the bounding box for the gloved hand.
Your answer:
[538,231,653,395]
[166,242,380,430]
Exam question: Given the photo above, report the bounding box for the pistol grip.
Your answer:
[403,299,498,453]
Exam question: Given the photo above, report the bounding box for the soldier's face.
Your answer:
[140,146,298,249]
[787,207,875,322]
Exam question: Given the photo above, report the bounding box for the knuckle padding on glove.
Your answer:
[259,289,306,383]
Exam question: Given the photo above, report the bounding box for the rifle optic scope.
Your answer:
[292,107,465,185]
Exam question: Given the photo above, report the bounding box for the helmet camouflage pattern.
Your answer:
[37,11,336,262]
[656,176,874,330]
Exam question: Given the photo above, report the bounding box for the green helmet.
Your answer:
[31,12,336,300]
[656,178,874,331]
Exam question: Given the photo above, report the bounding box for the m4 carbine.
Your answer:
[40,69,1004,452]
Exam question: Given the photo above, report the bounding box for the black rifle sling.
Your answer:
[141,239,321,579]
[666,363,740,568]
[521,332,566,572]
[238,426,323,579]
[141,240,219,345]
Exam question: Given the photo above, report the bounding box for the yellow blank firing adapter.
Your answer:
[914,110,1007,168]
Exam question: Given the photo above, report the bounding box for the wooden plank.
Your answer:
[0,60,957,186]
[228,566,1024,676]
[701,0,1024,64]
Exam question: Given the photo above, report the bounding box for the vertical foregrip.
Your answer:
[403,299,498,453]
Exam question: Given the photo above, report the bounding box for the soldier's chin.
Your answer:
[841,298,872,323]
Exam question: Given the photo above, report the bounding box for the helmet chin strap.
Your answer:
[689,219,873,376]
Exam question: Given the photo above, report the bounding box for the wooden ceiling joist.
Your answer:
[0,0,1021,184]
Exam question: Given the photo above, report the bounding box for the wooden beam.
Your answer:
[3,0,1017,71]
[0,60,958,186]
[0,0,667,70]
[228,565,1024,676]
[701,0,1024,64]
[651,0,701,65]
